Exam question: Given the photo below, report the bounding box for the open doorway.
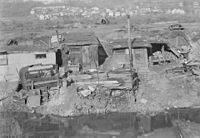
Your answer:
[150,43,177,65]
[56,49,63,67]
[98,45,108,66]
[150,43,171,54]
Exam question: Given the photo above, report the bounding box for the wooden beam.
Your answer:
[127,15,137,102]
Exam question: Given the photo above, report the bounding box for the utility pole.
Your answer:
[63,0,67,8]
[127,15,136,102]
[56,30,60,44]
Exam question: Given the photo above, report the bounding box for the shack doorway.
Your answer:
[150,43,171,54]
[150,43,177,65]
[98,45,108,66]
[56,49,63,67]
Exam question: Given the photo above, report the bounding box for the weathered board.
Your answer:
[133,48,149,72]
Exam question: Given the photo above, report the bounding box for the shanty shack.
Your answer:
[0,46,56,82]
[60,32,108,72]
[104,38,151,72]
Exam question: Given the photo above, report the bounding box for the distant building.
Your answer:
[2,0,24,3]
[193,1,199,7]
[114,12,121,17]
[178,2,183,7]
[24,0,62,4]
[193,2,200,14]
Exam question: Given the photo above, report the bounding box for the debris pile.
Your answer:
[165,60,200,79]
[72,72,133,115]
[38,70,138,116]
[173,120,200,138]
[73,85,132,115]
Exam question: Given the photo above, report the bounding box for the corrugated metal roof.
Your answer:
[0,45,51,53]
[110,38,151,50]
[60,32,99,46]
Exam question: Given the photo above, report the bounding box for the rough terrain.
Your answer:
[1,6,200,117]
[31,65,200,117]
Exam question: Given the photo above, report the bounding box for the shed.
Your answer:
[60,32,108,72]
[105,38,151,72]
[0,45,56,82]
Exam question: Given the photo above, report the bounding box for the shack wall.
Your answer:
[0,52,56,82]
[133,48,149,72]
[62,45,99,72]
[82,45,98,70]
[109,48,149,72]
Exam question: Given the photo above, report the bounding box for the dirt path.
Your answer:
[138,127,179,138]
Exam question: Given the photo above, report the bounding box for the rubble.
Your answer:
[165,60,200,79]
[77,86,95,97]
[4,61,197,116]
[173,120,200,138]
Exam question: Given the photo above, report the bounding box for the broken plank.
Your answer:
[76,80,119,85]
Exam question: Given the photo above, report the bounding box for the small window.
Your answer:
[0,53,8,65]
[35,54,46,59]
[70,47,80,52]
[114,49,125,54]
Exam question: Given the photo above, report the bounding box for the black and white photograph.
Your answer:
[0,0,200,137]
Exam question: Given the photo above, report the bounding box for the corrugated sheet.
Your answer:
[110,38,151,50]
[60,32,98,46]
[0,45,50,53]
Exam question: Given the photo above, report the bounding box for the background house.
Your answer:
[0,46,56,82]
[60,32,108,72]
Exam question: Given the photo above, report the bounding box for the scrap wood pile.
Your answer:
[173,120,200,138]
[71,71,136,115]
[0,90,31,113]
[74,70,134,98]
[0,81,30,112]
[73,86,132,115]
[165,60,200,79]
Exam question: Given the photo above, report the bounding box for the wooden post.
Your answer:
[56,30,61,49]
[48,36,51,51]
[127,15,136,102]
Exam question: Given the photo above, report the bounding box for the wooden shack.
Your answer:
[60,32,108,72]
[107,38,151,72]
[0,46,56,82]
